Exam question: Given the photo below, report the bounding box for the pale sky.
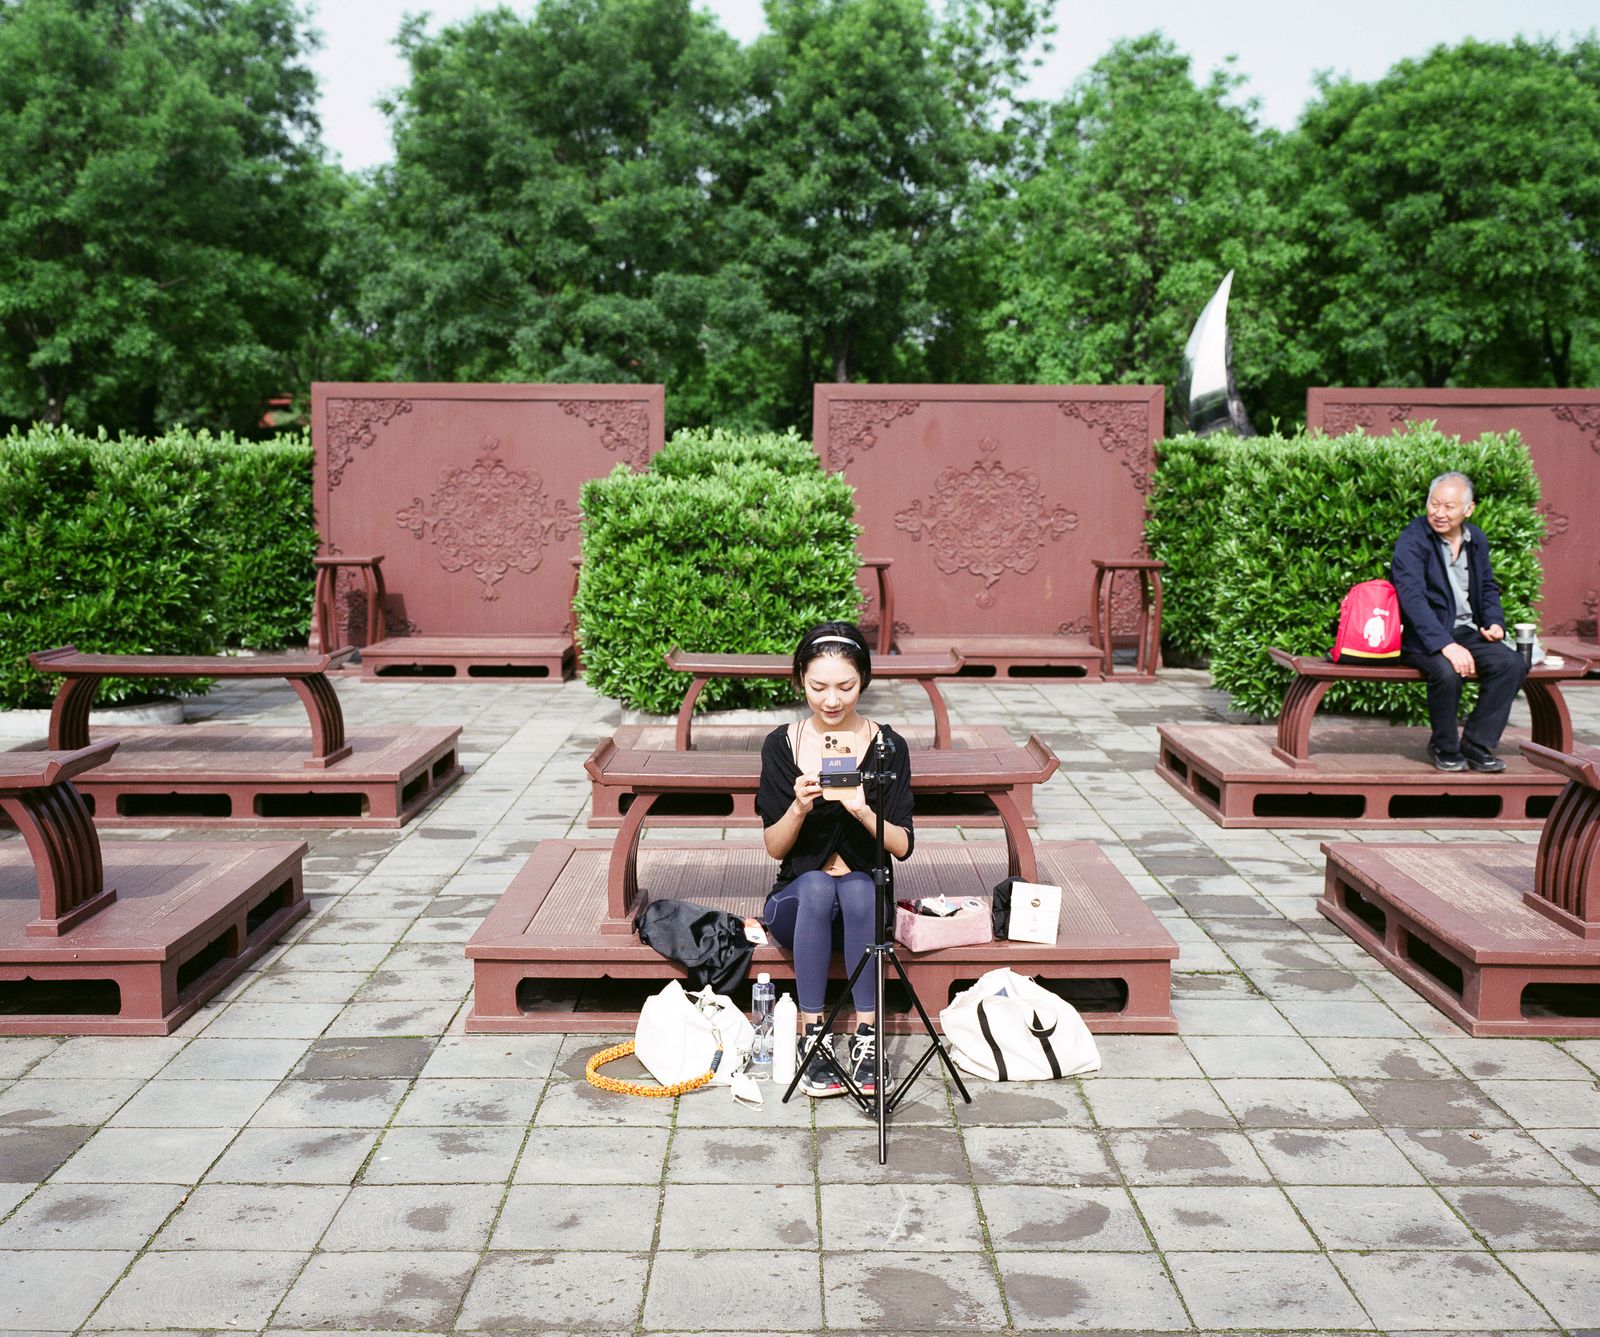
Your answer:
[307,0,1600,172]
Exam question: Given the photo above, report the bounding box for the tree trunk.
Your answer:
[832,326,851,383]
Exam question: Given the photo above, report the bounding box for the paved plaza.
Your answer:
[4,670,1600,1334]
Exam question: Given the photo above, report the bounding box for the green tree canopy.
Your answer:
[0,0,332,434]
[980,34,1305,427]
[1288,37,1600,390]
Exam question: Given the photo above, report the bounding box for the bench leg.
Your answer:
[1525,681,1573,754]
[673,676,710,751]
[290,673,353,768]
[49,677,99,752]
[1272,677,1332,767]
[605,794,658,932]
[991,790,1037,882]
[919,680,953,749]
[3,783,114,936]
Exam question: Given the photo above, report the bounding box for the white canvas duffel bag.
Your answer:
[939,967,1101,1081]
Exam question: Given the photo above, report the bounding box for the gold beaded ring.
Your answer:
[584,1040,722,1098]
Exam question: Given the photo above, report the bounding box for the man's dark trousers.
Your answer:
[1402,627,1528,757]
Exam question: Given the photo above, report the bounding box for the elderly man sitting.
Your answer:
[1391,471,1528,772]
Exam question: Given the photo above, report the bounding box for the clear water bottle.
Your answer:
[750,972,775,1079]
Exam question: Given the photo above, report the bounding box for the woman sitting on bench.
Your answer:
[756,621,914,1097]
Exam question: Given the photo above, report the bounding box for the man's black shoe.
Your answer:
[1460,741,1506,773]
[1427,746,1468,772]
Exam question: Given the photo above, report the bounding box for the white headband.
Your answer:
[812,636,861,650]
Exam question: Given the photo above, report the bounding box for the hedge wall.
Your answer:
[1199,426,1543,722]
[575,433,861,714]
[0,427,317,709]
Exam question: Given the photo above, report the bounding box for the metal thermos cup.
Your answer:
[1515,622,1536,667]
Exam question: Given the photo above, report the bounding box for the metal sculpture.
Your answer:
[1182,270,1256,436]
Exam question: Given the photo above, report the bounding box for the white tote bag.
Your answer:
[939,968,1101,1081]
[634,980,755,1087]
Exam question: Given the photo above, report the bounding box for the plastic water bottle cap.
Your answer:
[757,972,771,984]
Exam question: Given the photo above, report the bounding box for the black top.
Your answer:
[755,721,915,890]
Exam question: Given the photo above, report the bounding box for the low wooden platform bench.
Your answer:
[24,646,461,828]
[1265,648,1589,767]
[0,742,307,1034]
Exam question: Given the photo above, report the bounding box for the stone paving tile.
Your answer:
[0,1126,94,1182]
[1308,1036,1457,1080]
[273,1250,478,1330]
[977,1185,1147,1251]
[963,1126,1119,1185]
[155,1038,311,1082]
[1529,1127,1600,1184]
[1288,1185,1480,1249]
[361,1125,524,1183]
[663,1183,819,1249]
[197,1002,344,1039]
[1275,997,1417,1038]
[321,1182,501,1251]
[0,1249,139,1329]
[1348,1078,1516,1127]
[0,1184,26,1218]
[1476,1079,1600,1128]
[820,1250,1005,1330]
[91,1249,307,1329]
[0,1039,60,1079]
[1167,1250,1371,1329]
[290,1037,435,1081]
[152,1182,346,1250]
[675,1082,816,1126]
[109,1078,276,1128]
[1333,1250,1555,1330]
[322,999,462,1038]
[515,1126,670,1183]
[1390,1128,1582,1185]
[816,1127,967,1185]
[1168,997,1295,1036]
[1106,1128,1273,1185]
[533,1076,674,1127]
[1433,1037,1596,1081]
[238,970,370,1005]
[1183,1033,1332,1078]
[490,1183,658,1250]
[1091,1034,1203,1078]
[668,1126,813,1184]
[1440,1185,1600,1249]
[54,1127,235,1184]
[249,1077,410,1128]
[456,1250,649,1330]
[1248,1126,1425,1185]
[390,1076,541,1126]
[1212,1077,1374,1128]
[0,1078,142,1126]
[949,1080,1091,1127]
[418,1034,560,1080]
[1134,1184,1318,1251]
[1498,1251,1600,1330]
[22,1038,183,1081]
[205,1127,379,1185]
[1081,1077,1236,1128]
[993,1250,1188,1330]
[0,1184,183,1250]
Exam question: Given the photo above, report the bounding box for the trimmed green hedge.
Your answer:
[651,425,820,478]
[1145,432,1246,663]
[1202,426,1543,721]
[576,437,861,714]
[0,427,317,709]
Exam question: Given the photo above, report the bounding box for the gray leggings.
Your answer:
[763,869,876,1014]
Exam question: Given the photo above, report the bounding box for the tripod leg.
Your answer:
[875,933,887,1164]
[782,947,874,1108]
[885,947,972,1106]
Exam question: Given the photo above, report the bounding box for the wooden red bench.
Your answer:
[1320,741,1600,1036]
[1265,648,1588,768]
[310,553,386,657]
[24,646,461,828]
[665,647,963,750]
[585,734,1060,930]
[0,743,307,1033]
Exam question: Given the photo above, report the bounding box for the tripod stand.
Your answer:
[780,730,971,1163]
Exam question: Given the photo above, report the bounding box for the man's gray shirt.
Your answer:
[1437,532,1475,628]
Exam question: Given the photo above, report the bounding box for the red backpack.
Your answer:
[1331,579,1403,661]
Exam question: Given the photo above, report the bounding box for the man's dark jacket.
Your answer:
[1390,515,1508,657]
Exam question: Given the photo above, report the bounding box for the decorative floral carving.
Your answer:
[893,438,1077,609]
[1317,402,1414,435]
[324,398,413,487]
[395,437,575,601]
[826,399,920,471]
[558,400,652,469]
[1539,502,1571,540]
[1057,618,1091,637]
[1552,404,1600,454]
[1058,401,1156,493]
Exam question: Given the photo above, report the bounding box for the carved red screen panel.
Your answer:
[1307,389,1600,637]
[312,383,664,640]
[814,385,1163,640]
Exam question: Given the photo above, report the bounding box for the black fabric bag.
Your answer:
[991,877,1018,939]
[634,898,755,993]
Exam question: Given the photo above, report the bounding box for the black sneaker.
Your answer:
[1461,740,1506,773]
[1427,745,1467,772]
[849,1023,891,1095]
[798,1023,845,1098]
